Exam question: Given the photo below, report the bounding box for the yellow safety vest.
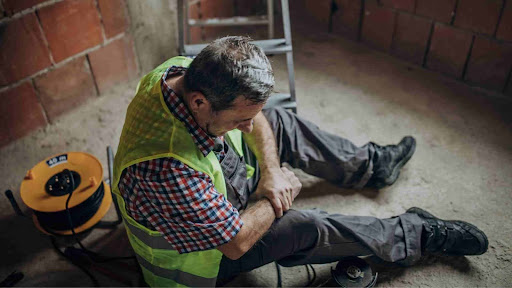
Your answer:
[113,56,252,287]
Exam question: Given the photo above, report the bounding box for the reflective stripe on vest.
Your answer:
[135,255,217,287]
[124,215,173,250]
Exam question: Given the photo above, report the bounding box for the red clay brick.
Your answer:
[38,0,103,63]
[34,57,97,122]
[0,13,52,86]
[2,0,46,15]
[98,0,128,38]
[454,0,503,35]
[380,0,415,12]
[362,0,396,51]
[0,82,47,141]
[416,0,456,23]
[465,37,512,91]
[391,12,432,65]
[88,36,137,94]
[332,0,362,39]
[497,1,512,41]
[427,24,473,78]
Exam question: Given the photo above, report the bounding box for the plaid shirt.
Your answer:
[118,66,243,253]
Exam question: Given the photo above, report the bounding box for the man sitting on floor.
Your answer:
[113,36,488,287]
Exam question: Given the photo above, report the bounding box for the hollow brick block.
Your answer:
[454,0,503,35]
[88,36,137,94]
[98,0,128,39]
[362,0,396,51]
[465,37,512,91]
[415,0,456,23]
[392,12,432,65]
[427,24,473,78]
[34,57,97,122]
[0,13,52,86]
[38,0,103,63]
[0,82,47,143]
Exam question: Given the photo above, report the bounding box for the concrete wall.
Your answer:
[125,0,179,73]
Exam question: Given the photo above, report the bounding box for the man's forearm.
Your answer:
[218,198,275,259]
[243,111,280,172]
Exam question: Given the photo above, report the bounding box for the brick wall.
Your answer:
[303,0,512,98]
[0,0,137,146]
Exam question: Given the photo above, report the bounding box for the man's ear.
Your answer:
[187,92,211,114]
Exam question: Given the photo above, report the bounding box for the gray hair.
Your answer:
[184,36,274,111]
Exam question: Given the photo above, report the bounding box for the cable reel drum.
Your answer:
[20,152,113,235]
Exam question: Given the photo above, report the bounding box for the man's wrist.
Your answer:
[260,165,281,175]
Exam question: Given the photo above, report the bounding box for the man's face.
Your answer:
[201,96,265,137]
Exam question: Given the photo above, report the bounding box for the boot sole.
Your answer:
[406,207,489,255]
[381,136,416,187]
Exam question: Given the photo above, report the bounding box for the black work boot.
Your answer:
[365,136,416,189]
[407,207,488,256]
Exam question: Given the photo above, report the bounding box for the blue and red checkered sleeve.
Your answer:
[119,158,243,254]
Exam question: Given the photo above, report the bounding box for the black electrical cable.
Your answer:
[51,236,99,287]
[43,169,136,287]
[62,169,136,263]
[275,262,282,287]
[305,264,316,287]
[36,183,105,231]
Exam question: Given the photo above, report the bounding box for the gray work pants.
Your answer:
[217,108,423,282]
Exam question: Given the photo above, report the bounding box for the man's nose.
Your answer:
[237,121,253,133]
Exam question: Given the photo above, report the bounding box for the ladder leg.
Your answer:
[286,51,297,113]
[280,0,292,45]
[281,0,296,113]
[267,0,274,39]
[178,0,185,55]
[184,0,190,45]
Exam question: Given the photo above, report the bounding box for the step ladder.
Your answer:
[177,0,297,112]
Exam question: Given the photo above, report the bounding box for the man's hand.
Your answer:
[243,111,301,217]
[256,167,302,218]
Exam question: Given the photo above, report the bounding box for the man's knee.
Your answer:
[274,209,328,249]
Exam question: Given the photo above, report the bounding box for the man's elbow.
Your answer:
[218,241,251,260]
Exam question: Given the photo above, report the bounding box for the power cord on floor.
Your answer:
[63,169,136,263]
[49,170,136,286]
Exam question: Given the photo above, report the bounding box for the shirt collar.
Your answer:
[161,66,222,157]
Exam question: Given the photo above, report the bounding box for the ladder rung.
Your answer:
[188,16,269,27]
[183,39,292,56]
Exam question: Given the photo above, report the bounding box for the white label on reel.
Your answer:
[46,154,68,167]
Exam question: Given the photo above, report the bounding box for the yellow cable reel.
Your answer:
[20,152,112,235]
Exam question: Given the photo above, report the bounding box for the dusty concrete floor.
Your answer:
[1,21,512,287]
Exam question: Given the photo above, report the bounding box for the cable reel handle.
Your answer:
[5,190,25,217]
